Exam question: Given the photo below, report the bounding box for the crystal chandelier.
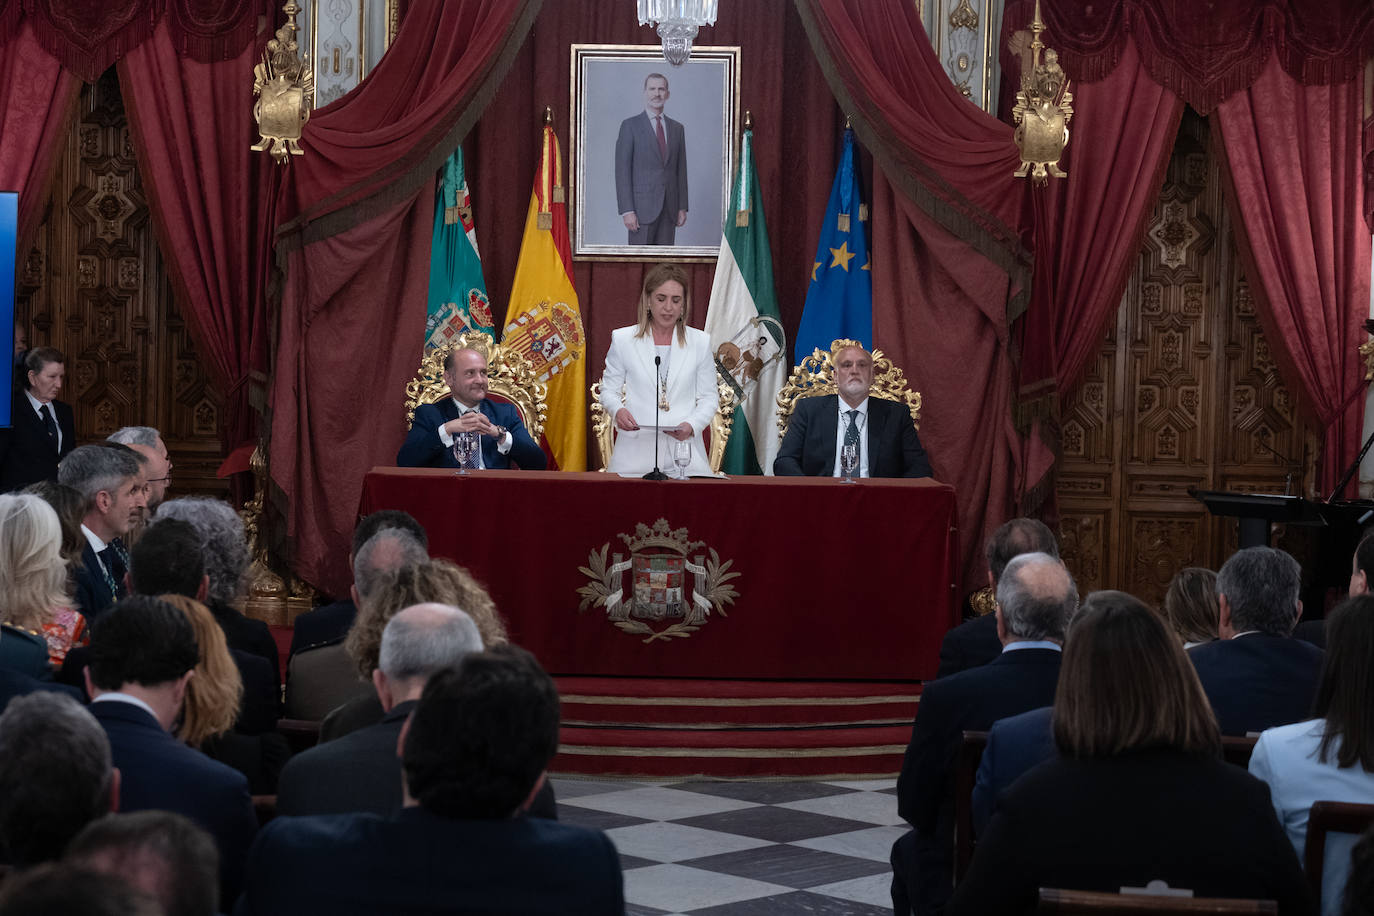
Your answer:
[637,0,718,67]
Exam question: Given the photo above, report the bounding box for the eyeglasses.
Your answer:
[146,476,172,484]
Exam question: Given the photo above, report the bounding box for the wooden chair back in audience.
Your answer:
[1304,800,1374,911]
[276,718,322,756]
[1220,735,1258,769]
[955,730,988,883]
[1038,887,1278,913]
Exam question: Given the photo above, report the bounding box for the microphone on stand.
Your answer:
[1255,439,1302,497]
[643,355,669,480]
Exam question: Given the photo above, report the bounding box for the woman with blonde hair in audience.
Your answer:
[0,493,86,670]
[949,590,1312,914]
[160,593,288,793]
[1162,566,1219,648]
[1251,594,1374,916]
[321,558,506,740]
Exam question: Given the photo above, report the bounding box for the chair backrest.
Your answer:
[956,730,989,883]
[1038,887,1278,914]
[1304,800,1374,910]
[775,338,921,442]
[588,376,740,475]
[1220,735,1258,769]
[404,334,549,441]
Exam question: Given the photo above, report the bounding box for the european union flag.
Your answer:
[794,129,871,363]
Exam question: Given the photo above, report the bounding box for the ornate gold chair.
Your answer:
[589,376,739,475]
[404,334,548,442]
[775,338,922,441]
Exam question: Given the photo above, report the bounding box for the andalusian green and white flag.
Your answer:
[703,127,786,475]
[424,147,494,349]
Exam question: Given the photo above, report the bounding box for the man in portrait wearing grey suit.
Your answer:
[615,72,688,245]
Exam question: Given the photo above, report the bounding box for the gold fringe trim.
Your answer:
[557,744,907,758]
[559,694,920,707]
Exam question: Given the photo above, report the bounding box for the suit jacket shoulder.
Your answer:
[936,613,1002,679]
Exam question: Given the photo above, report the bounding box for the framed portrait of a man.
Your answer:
[571,45,740,260]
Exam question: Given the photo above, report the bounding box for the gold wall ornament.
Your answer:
[252,1,314,163]
[775,338,923,442]
[1011,0,1073,186]
[577,518,740,643]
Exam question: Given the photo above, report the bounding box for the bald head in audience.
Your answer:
[352,528,429,606]
[994,551,1078,646]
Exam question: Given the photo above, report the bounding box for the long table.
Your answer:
[359,469,960,680]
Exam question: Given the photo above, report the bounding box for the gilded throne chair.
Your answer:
[775,338,922,441]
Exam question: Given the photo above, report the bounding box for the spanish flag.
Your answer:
[501,123,586,471]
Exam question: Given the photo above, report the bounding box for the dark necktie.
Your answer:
[39,403,58,449]
[844,410,861,475]
[97,546,124,601]
[655,116,668,162]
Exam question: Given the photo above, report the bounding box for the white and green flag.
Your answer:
[703,127,786,475]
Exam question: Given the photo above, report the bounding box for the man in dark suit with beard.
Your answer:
[774,343,931,478]
[396,347,545,471]
[1,347,76,493]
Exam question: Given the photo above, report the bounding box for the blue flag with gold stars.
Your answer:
[794,129,871,363]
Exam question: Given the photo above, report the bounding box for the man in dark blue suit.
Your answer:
[237,645,623,915]
[774,343,932,478]
[971,704,1054,835]
[59,444,147,622]
[397,347,546,471]
[1189,546,1324,736]
[892,552,1077,915]
[0,347,76,494]
[85,596,258,908]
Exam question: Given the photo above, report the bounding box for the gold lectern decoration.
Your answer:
[252,1,314,163]
[577,518,740,643]
[1011,0,1073,186]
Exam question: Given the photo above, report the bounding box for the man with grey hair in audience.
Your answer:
[892,551,1078,916]
[277,603,519,817]
[156,497,279,687]
[59,444,148,620]
[66,811,220,916]
[107,427,171,510]
[0,692,119,867]
[1189,545,1323,736]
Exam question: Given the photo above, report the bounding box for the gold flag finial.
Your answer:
[251,0,314,163]
[543,106,554,125]
[844,114,852,130]
[743,110,753,130]
[1011,0,1073,186]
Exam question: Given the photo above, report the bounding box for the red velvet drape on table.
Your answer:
[791,0,1033,591]
[1213,56,1373,497]
[118,21,278,464]
[0,21,79,257]
[269,0,541,596]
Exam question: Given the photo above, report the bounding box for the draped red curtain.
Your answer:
[1213,55,1372,497]
[0,21,79,256]
[268,0,541,595]
[118,20,278,466]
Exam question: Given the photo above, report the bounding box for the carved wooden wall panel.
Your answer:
[1056,110,1318,607]
[14,73,226,498]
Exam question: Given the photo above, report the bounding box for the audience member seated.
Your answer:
[85,595,258,907]
[277,604,486,817]
[236,646,623,916]
[288,509,429,660]
[58,444,147,621]
[0,494,86,667]
[0,864,161,916]
[948,591,1313,914]
[1250,595,1374,915]
[323,556,507,741]
[0,692,116,867]
[24,479,88,575]
[936,518,1060,679]
[1299,532,1374,651]
[971,703,1054,837]
[285,525,429,720]
[67,811,221,916]
[1163,566,1219,648]
[893,551,1077,915]
[155,498,280,688]
[1190,546,1325,735]
[1346,824,1374,916]
[162,594,289,795]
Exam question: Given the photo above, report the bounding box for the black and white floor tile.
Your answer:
[551,776,902,915]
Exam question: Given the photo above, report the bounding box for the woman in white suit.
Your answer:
[600,264,719,476]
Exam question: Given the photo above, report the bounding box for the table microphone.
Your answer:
[644,355,669,480]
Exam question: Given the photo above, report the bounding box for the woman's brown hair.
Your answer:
[344,558,506,679]
[1053,590,1220,759]
[1314,594,1374,770]
[1162,567,1219,645]
[160,594,242,746]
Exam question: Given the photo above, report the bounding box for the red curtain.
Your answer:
[0,21,79,256]
[118,21,278,466]
[268,0,541,595]
[1033,0,1374,115]
[1213,55,1372,496]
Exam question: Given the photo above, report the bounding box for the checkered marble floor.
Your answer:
[550,776,902,915]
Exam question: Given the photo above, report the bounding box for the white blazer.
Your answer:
[600,325,719,476]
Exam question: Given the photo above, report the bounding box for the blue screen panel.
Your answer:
[0,191,15,429]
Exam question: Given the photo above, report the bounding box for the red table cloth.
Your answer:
[359,469,960,680]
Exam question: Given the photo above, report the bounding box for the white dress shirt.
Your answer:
[435,399,513,468]
[832,397,870,477]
